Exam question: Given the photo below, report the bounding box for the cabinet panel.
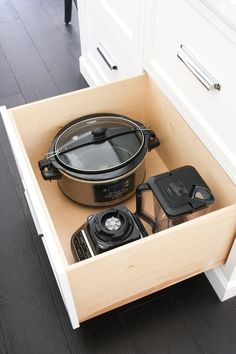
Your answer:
[144,0,236,185]
[87,5,142,82]
[78,1,143,85]
[88,0,142,53]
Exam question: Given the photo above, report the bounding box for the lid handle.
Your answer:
[189,185,215,204]
[38,159,62,181]
[136,183,157,233]
[147,130,160,151]
[92,127,107,138]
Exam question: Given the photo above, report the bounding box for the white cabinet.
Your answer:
[77,0,236,309]
[144,0,236,186]
[87,0,143,53]
[78,0,143,86]
[143,0,236,303]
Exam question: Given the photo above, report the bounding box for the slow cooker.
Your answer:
[38,113,160,206]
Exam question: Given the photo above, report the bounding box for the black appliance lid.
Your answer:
[87,206,134,242]
[53,115,144,173]
[148,165,215,218]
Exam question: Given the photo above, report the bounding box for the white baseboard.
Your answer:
[79,56,101,86]
[205,267,236,301]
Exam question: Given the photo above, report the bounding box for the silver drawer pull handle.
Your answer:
[177,44,221,91]
[97,43,118,70]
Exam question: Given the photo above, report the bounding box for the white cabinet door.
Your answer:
[144,0,236,185]
[0,106,79,329]
[87,0,143,53]
[78,0,143,86]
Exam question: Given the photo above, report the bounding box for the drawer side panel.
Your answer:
[0,106,80,329]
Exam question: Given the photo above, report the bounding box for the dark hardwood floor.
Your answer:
[1,1,236,353]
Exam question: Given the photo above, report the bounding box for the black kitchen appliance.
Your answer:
[38,113,160,206]
[136,165,215,232]
[71,205,148,261]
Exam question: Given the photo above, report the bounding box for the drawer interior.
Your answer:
[9,74,236,321]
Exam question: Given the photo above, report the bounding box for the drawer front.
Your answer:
[82,3,142,84]
[86,0,142,54]
[67,204,236,322]
[145,0,236,183]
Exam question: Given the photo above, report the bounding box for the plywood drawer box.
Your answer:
[1,74,236,329]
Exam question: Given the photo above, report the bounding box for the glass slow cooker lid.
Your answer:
[54,115,145,173]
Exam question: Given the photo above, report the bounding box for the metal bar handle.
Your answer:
[177,44,220,91]
[97,43,118,70]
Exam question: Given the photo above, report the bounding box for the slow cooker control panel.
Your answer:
[94,174,135,202]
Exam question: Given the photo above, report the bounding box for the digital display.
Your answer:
[108,182,124,192]
[94,174,135,202]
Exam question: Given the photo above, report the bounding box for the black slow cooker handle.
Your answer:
[38,159,62,181]
[136,183,157,233]
[146,130,160,151]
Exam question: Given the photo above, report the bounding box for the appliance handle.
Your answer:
[136,183,157,233]
[38,158,62,181]
[97,43,118,70]
[147,130,160,151]
[177,44,221,91]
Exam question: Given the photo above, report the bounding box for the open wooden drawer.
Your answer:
[1,74,236,329]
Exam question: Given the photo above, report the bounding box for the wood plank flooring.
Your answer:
[1,1,236,353]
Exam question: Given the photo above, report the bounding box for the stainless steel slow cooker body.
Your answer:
[38,113,160,206]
